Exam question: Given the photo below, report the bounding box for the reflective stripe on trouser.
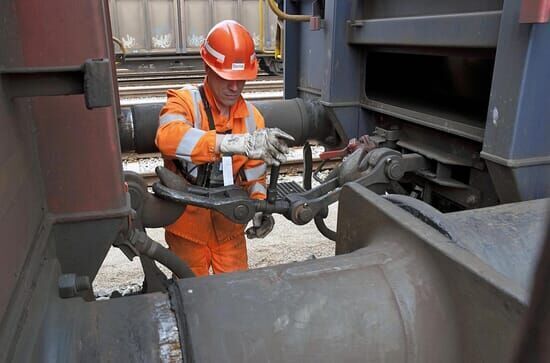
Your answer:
[244,162,266,180]
[165,231,248,276]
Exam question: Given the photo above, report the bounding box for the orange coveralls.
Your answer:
[155,83,267,276]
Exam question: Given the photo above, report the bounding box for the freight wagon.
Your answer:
[109,0,282,73]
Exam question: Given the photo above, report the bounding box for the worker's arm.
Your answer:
[242,107,274,239]
[156,89,294,166]
[241,106,268,200]
[155,89,220,164]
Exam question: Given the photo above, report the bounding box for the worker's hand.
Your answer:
[245,212,275,239]
[220,128,295,165]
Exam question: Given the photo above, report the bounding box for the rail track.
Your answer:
[117,69,273,83]
[117,68,284,101]
[118,79,283,98]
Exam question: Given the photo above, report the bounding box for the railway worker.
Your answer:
[155,20,294,276]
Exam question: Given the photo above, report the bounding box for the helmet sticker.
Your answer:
[231,63,245,71]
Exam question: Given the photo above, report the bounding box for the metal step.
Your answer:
[276,181,305,198]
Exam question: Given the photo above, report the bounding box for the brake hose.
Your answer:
[302,142,337,241]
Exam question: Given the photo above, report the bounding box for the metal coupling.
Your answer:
[295,203,314,225]
[386,158,405,180]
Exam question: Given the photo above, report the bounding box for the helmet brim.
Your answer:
[203,57,259,81]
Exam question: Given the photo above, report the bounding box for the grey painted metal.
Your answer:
[481,0,550,201]
[384,193,549,292]
[347,11,502,48]
[336,184,529,361]
[512,224,550,362]
[283,0,302,99]
[360,0,504,18]
[444,198,550,292]
[172,237,460,362]
[361,99,486,142]
[284,0,549,203]
[168,184,537,362]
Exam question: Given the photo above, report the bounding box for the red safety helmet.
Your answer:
[200,20,258,81]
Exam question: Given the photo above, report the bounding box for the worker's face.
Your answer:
[205,66,246,108]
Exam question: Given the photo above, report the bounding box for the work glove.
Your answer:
[220,128,295,165]
[245,212,275,239]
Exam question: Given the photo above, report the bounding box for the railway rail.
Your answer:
[118,79,283,98]
[116,69,273,83]
[116,67,284,101]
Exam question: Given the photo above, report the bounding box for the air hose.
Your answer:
[302,142,337,241]
[132,230,195,279]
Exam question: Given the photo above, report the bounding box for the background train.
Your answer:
[109,0,283,73]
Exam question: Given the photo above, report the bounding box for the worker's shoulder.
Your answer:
[242,100,265,128]
[243,100,263,119]
[165,86,202,112]
[166,85,200,101]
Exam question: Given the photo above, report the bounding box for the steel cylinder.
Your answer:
[118,98,333,153]
[171,239,459,362]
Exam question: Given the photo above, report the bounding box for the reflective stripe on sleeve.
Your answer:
[175,128,206,161]
[180,86,203,129]
[159,113,191,126]
[244,102,257,133]
[249,182,267,195]
[244,163,266,181]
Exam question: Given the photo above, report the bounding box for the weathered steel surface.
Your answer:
[0,0,47,339]
[172,241,459,362]
[512,224,550,362]
[336,184,529,362]
[445,198,549,291]
[16,0,125,215]
[166,184,543,362]
[120,98,333,153]
[383,193,549,293]
[0,1,131,359]
[8,260,181,362]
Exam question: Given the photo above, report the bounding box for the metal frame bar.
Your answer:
[361,99,485,142]
[347,11,502,48]
[0,60,113,109]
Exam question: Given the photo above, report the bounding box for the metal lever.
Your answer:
[152,148,428,227]
[267,164,280,203]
